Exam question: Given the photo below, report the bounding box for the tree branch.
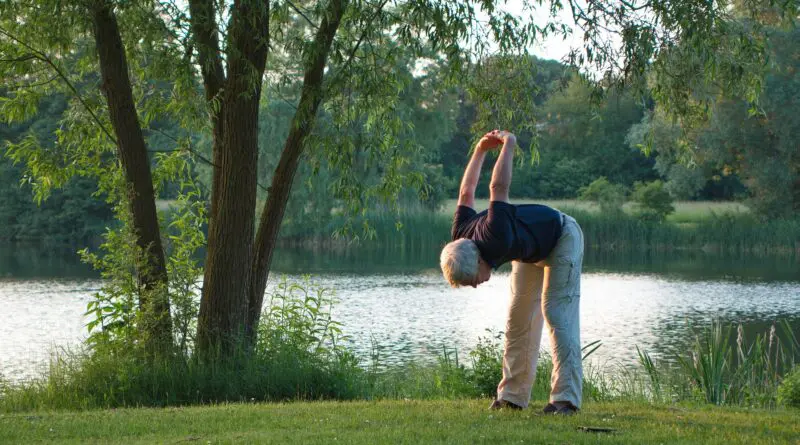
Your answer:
[286,0,319,29]
[248,0,350,344]
[327,0,389,87]
[187,0,226,102]
[147,127,270,193]
[0,26,119,146]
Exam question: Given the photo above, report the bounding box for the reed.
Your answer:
[291,209,800,257]
[636,319,800,408]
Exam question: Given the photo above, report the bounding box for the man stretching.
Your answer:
[439,130,584,415]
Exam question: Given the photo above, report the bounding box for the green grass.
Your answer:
[441,199,750,223]
[2,399,798,444]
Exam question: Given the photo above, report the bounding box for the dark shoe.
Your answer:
[489,399,523,410]
[543,401,579,415]
[555,405,578,416]
[542,403,558,414]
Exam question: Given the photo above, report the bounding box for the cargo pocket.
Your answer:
[545,256,574,298]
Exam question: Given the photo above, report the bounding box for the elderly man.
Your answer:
[439,130,584,415]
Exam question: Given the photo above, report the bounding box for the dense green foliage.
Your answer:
[671,321,799,407]
[630,180,675,222]
[577,177,627,214]
[778,366,800,409]
[338,204,799,257]
[0,96,114,243]
[3,28,799,244]
[3,32,799,243]
[631,26,800,218]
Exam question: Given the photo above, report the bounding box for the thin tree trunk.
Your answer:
[187,0,225,226]
[196,0,270,357]
[90,0,171,352]
[246,0,348,344]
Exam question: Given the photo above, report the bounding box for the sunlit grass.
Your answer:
[1,399,798,444]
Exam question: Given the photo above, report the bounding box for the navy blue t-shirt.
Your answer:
[451,201,563,268]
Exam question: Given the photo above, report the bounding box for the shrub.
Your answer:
[468,331,504,397]
[578,177,626,214]
[630,180,675,222]
[0,277,366,411]
[778,366,800,408]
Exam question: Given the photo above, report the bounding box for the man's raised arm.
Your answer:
[458,131,502,208]
[489,131,516,203]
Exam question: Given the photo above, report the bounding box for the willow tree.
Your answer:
[1,0,793,357]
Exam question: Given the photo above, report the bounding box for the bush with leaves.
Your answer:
[630,180,675,222]
[578,177,627,214]
[468,331,504,398]
[778,366,800,409]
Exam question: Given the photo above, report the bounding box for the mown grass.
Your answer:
[2,399,798,445]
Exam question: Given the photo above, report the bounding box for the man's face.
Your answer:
[467,257,492,288]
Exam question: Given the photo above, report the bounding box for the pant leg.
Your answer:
[542,215,584,408]
[496,261,545,408]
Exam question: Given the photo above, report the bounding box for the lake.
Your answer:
[1,244,799,382]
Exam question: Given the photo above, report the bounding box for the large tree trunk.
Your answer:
[196,0,270,357]
[90,0,171,352]
[246,0,348,345]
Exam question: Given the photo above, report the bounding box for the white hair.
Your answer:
[440,238,480,287]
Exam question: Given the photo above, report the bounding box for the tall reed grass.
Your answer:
[291,209,800,256]
[636,320,800,407]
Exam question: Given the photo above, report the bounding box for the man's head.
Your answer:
[440,239,492,288]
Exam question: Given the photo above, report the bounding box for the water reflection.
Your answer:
[0,244,95,278]
[2,243,797,282]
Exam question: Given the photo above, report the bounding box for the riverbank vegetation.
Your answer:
[288,205,800,257]
[2,277,798,413]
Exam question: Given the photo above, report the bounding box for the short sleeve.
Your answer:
[451,205,477,240]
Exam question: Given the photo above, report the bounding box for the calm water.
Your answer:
[1,244,799,382]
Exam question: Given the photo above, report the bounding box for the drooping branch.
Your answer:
[247,0,349,343]
[286,0,319,29]
[0,26,118,145]
[148,127,270,193]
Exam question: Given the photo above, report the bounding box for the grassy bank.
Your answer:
[156,199,800,255]
[440,199,751,223]
[355,205,799,256]
[2,399,798,444]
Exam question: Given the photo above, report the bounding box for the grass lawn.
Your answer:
[441,199,750,223]
[2,399,797,444]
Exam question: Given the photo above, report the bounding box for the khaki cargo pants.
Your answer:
[496,214,584,409]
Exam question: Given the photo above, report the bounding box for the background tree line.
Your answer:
[4,22,798,245]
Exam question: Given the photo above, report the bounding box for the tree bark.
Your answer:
[196,0,270,357]
[187,0,226,225]
[90,0,171,352]
[246,0,348,344]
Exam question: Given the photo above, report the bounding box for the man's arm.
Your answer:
[489,131,516,203]
[458,132,502,208]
